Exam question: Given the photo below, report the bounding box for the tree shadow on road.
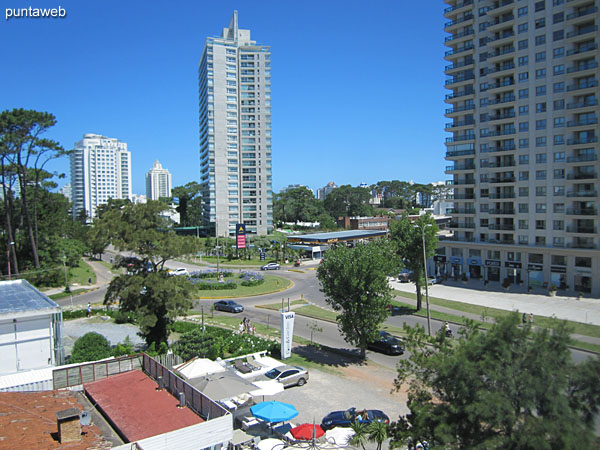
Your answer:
[292,344,366,368]
[390,305,415,316]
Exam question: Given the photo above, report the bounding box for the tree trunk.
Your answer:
[415,280,422,310]
[0,160,18,275]
[16,162,39,267]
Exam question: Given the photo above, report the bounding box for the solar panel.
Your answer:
[0,280,60,314]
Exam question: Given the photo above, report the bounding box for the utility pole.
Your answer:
[414,224,432,336]
[6,241,13,280]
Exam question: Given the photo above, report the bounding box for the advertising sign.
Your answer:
[236,223,246,249]
[280,312,295,359]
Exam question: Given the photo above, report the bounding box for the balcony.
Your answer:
[567,172,597,180]
[482,160,516,168]
[445,104,475,115]
[447,179,476,186]
[567,25,598,39]
[447,207,476,214]
[567,98,598,109]
[488,15,515,30]
[566,208,598,215]
[566,6,598,21]
[566,61,598,74]
[445,163,476,171]
[446,134,475,143]
[444,13,474,29]
[444,0,474,16]
[567,241,597,249]
[445,29,475,43]
[449,222,476,229]
[445,119,475,129]
[567,153,597,162]
[487,0,515,14]
[481,143,517,153]
[445,43,475,59]
[488,223,515,230]
[488,94,516,105]
[445,90,475,102]
[445,74,475,87]
[487,31,515,46]
[445,59,475,72]
[446,149,475,157]
[490,175,516,183]
[567,43,597,57]
[487,46,516,62]
[567,226,597,233]
[449,193,476,200]
[567,190,598,197]
[567,136,598,145]
[488,208,515,215]
[488,192,515,199]
[567,117,598,127]
[481,79,515,92]
[566,79,598,92]
[485,128,516,137]
[482,111,516,122]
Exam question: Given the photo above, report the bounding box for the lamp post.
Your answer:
[414,224,432,336]
[7,241,14,280]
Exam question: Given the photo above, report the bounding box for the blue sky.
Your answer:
[0,0,448,195]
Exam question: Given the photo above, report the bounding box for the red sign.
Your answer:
[237,234,246,249]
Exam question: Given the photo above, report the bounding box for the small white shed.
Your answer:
[0,280,64,375]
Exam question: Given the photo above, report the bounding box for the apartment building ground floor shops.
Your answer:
[435,239,598,297]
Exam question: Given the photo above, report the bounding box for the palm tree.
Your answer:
[367,421,388,450]
[350,421,369,450]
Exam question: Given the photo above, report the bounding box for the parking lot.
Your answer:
[274,356,409,428]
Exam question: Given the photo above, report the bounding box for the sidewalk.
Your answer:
[391,279,600,326]
[41,258,114,297]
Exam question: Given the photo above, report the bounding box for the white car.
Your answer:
[169,268,189,277]
[261,262,281,271]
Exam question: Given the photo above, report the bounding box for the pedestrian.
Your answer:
[529,312,534,324]
[522,312,527,324]
[238,321,244,334]
[246,319,252,334]
[87,303,91,318]
[88,277,92,285]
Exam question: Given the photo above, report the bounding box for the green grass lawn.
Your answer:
[193,274,291,298]
[97,260,121,274]
[256,299,309,310]
[293,305,339,322]
[69,259,96,286]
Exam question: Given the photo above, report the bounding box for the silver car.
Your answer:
[261,365,309,387]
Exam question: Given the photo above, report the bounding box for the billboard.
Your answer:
[236,223,246,249]
[280,312,295,359]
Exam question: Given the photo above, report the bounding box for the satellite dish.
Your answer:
[80,411,91,426]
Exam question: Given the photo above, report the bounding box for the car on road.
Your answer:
[261,262,281,271]
[397,269,414,283]
[367,331,404,355]
[169,268,189,277]
[256,365,309,387]
[428,276,440,285]
[321,407,389,430]
[213,300,244,313]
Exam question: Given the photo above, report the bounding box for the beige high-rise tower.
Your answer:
[198,11,273,236]
[442,0,599,296]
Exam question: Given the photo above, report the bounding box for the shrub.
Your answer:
[239,271,264,286]
[192,280,238,290]
[70,332,112,363]
[189,270,234,279]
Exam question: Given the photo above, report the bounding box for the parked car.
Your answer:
[397,269,414,283]
[261,262,281,271]
[213,300,244,313]
[427,276,440,285]
[321,407,390,430]
[367,331,404,355]
[169,268,189,277]
[257,364,309,387]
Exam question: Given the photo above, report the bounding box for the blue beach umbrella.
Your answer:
[250,401,299,423]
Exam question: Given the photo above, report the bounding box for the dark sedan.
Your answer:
[367,331,404,355]
[213,300,244,313]
[321,407,389,430]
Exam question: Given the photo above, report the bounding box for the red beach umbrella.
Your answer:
[290,423,325,440]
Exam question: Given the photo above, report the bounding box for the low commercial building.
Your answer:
[287,229,387,259]
[0,280,64,376]
[336,216,390,231]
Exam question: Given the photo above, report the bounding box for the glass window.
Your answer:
[520,171,530,181]
[553,152,565,162]
[536,153,547,163]
[519,56,529,66]
[519,138,529,148]
[536,186,547,196]
[553,82,564,93]
[535,18,545,29]
[518,23,528,34]
[519,203,529,213]
[536,170,547,180]
[553,203,564,213]
[519,88,529,99]
[554,135,564,145]
[518,39,528,50]
[519,105,529,115]
[519,72,529,82]
[554,185,565,195]
[520,186,529,196]
[519,154,529,164]
[535,68,546,79]
[536,102,546,113]
[535,52,546,62]
[518,6,528,16]
[554,117,565,127]
[553,47,564,58]
[536,86,546,96]
[553,99,564,110]
[553,65,564,75]
[535,35,546,46]
[534,1,545,12]
[536,136,547,147]
[536,119,546,130]
[519,122,529,132]
[553,30,564,41]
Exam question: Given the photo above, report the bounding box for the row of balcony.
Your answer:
[443,0,474,15]
[447,207,599,217]
[444,13,474,29]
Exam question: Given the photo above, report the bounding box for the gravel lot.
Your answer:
[63,317,145,355]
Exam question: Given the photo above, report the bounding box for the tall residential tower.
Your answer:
[145,160,172,201]
[70,133,132,220]
[442,0,599,296]
[198,11,273,236]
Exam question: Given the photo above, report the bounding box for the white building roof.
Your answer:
[0,280,60,317]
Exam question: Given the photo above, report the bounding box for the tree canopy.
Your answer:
[70,332,112,363]
[323,185,374,218]
[96,200,201,345]
[389,214,439,310]
[316,240,394,358]
[391,314,600,449]
[172,181,203,227]
[273,186,325,224]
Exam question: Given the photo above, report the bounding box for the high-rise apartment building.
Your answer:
[70,133,132,220]
[442,0,599,296]
[317,182,338,200]
[145,160,172,201]
[198,11,273,236]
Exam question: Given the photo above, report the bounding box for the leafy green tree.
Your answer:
[392,314,600,449]
[316,240,394,358]
[350,421,369,450]
[389,214,438,311]
[273,186,324,223]
[317,213,337,231]
[367,421,388,450]
[70,332,112,363]
[172,182,202,226]
[323,185,374,218]
[86,225,110,260]
[97,200,201,346]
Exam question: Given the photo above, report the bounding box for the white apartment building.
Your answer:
[145,160,172,201]
[70,133,132,220]
[198,11,273,236]
[317,181,338,200]
[442,0,599,296]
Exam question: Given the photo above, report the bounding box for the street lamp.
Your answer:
[414,224,432,336]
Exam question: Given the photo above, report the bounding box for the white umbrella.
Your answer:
[250,380,285,398]
[325,427,355,447]
[257,438,286,450]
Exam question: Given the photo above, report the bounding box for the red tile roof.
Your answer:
[0,390,109,450]
[84,370,203,442]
